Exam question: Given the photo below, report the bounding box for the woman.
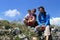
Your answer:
[36,6,50,40]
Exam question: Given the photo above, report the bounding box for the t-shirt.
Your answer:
[24,14,33,20]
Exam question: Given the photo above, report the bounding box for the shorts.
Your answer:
[35,25,50,36]
[44,25,50,36]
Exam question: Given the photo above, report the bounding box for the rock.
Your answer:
[11,27,20,35]
[30,27,36,32]
[18,34,26,38]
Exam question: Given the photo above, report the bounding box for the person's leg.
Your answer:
[44,25,50,40]
[46,36,49,40]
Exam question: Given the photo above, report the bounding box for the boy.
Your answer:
[24,10,34,26]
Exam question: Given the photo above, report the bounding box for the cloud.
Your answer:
[4,9,20,18]
[50,17,60,26]
[0,17,4,20]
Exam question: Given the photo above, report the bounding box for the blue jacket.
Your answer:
[38,13,50,27]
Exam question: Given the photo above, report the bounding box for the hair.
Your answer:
[33,9,36,12]
[27,10,31,12]
[38,6,45,12]
[38,6,46,18]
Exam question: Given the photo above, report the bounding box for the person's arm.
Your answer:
[23,16,28,21]
[25,14,29,20]
[38,15,42,26]
[29,16,35,22]
[45,14,50,26]
[23,14,29,23]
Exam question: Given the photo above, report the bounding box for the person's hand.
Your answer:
[41,25,45,27]
[40,25,45,31]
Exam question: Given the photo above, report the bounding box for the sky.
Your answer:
[0,0,60,25]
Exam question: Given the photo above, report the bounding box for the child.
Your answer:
[24,10,34,26]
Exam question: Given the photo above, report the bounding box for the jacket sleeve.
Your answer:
[38,15,42,26]
[45,14,50,26]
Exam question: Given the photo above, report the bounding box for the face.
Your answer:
[28,11,31,14]
[39,8,44,13]
[31,9,35,14]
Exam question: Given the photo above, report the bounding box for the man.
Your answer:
[36,6,50,40]
[31,9,38,28]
